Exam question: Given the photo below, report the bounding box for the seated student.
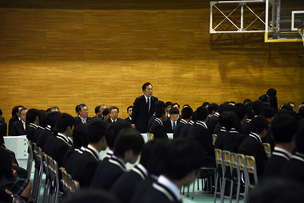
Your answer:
[25,109,40,142]
[132,138,205,203]
[281,125,304,184]
[42,111,61,154]
[207,103,219,133]
[32,110,49,145]
[264,114,298,178]
[243,100,264,136]
[90,128,144,191]
[187,106,215,167]
[179,111,196,138]
[104,121,131,161]
[68,120,107,188]
[149,107,168,139]
[213,102,230,135]
[261,107,276,151]
[48,113,75,168]
[173,106,193,138]
[110,140,153,203]
[165,101,172,117]
[148,101,166,130]
[163,107,180,133]
[238,115,268,180]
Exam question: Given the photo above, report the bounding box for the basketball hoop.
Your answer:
[298,24,304,46]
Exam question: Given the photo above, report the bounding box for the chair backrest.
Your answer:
[215,148,222,166]
[147,132,154,140]
[70,180,80,193]
[222,150,231,167]
[263,143,271,157]
[212,134,217,145]
[237,153,245,172]
[230,152,238,170]
[59,167,68,191]
[244,155,258,186]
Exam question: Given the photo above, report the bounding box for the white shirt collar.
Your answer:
[158,175,181,201]
[250,132,262,143]
[30,123,38,128]
[87,144,101,160]
[137,164,148,177]
[274,146,293,159]
[57,132,70,143]
[107,149,114,155]
[110,118,117,122]
[129,116,132,120]
[170,119,177,127]
[144,95,150,101]
[197,120,208,129]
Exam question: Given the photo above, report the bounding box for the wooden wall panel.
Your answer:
[0,0,304,124]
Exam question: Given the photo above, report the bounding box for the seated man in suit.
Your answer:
[104,106,125,124]
[163,107,180,134]
[90,128,144,191]
[74,104,92,125]
[264,114,298,178]
[238,115,268,180]
[187,106,215,167]
[149,107,168,139]
[10,107,28,136]
[173,106,193,138]
[69,120,108,188]
[92,104,107,121]
[132,138,205,203]
[124,106,133,125]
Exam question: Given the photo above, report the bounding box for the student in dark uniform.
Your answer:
[90,128,144,191]
[178,111,195,138]
[261,107,276,152]
[207,103,219,134]
[173,106,193,138]
[149,107,168,139]
[264,115,298,178]
[132,138,205,203]
[8,105,23,136]
[42,111,61,154]
[25,109,40,142]
[148,101,166,130]
[163,108,180,134]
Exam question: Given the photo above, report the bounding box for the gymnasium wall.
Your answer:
[0,0,303,122]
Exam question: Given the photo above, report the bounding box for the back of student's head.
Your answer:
[26,108,40,123]
[196,106,209,121]
[281,104,293,111]
[218,102,229,114]
[169,107,179,115]
[165,101,172,108]
[47,111,62,132]
[105,121,131,149]
[181,107,193,120]
[267,88,277,97]
[38,110,49,128]
[251,115,269,134]
[87,120,107,144]
[208,103,219,114]
[272,114,298,144]
[139,139,158,168]
[103,108,110,116]
[114,128,144,158]
[261,107,276,119]
[252,100,264,115]
[163,138,205,181]
[155,107,165,118]
[73,123,88,148]
[56,113,75,133]
[154,100,166,109]
[219,111,242,132]
[228,103,247,122]
[0,147,16,184]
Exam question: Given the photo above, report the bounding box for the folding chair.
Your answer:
[48,157,60,203]
[26,140,33,180]
[236,154,245,203]
[229,152,239,203]
[263,143,271,157]
[42,153,51,203]
[220,150,231,203]
[59,167,69,193]
[212,134,217,145]
[32,145,43,203]
[147,132,154,140]
[244,156,258,203]
[214,149,222,203]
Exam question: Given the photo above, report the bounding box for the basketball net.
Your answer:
[298,28,304,46]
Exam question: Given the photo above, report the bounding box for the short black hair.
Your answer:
[165,101,172,108]
[105,121,131,149]
[195,106,209,121]
[95,105,101,114]
[56,113,75,133]
[261,107,276,119]
[114,128,144,158]
[243,99,252,105]
[142,82,152,91]
[202,102,210,107]
[26,108,40,123]
[218,102,229,114]
[155,107,165,118]
[139,140,159,169]
[272,114,298,144]
[228,103,247,121]
[11,105,23,117]
[181,107,193,120]
[219,111,243,133]
[252,100,264,115]
[76,104,86,113]
[163,138,205,180]
[46,111,61,133]
[127,106,133,111]
[103,108,110,116]
[86,120,107,144]
[0,147,16,183]
[0,109,2,116]
[38,110,49,128]
[154,101,166,109]
[251,115,269,134]
[208,103,219,114]
[281,104,293,111]
[109,106,119,113]
[172,103,180,109]
[169,107,179,115]
[267,88,277,97]
[72,123,88,148]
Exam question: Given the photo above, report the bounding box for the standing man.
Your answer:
[132,82,158,133]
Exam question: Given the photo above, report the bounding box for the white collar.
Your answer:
[30,123,38,128]
[170,119,177,126]
[107,149,114,155]
[137,164,148,177]
[57,132,70,143]
[274,147,293,159]
[110,118,117,122]
[129,116,132,120]
[197,120,208,129]
[155,117,163,125]
[144,95,150,101]
[158,175,181,201]
[249,132,262,143]
[87,144,101,160]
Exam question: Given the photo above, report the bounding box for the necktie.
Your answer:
[83,118,86,123]
[23,122,26,130]
[173,122,176,130]
[147,98,150,112]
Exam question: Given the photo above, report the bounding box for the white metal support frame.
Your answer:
[210,0,267,34]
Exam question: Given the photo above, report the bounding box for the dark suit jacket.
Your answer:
[10,120,26,136]
[242,119,252,136]
[125,117,132,125]
[173,119,187,138]
[104,117,125,124]
[8,116,19,136]
[262,125,275,152]
[148,114,156,131]
[238,133,268,177]
[187,121,216,167]
[48,134,72,168]
[208,113,219,134]
[281,152,304,184]
[36,127,51,150]
[32,125,45,144]
[223,130,245,153]
[26,123,37,142]
[259,94,278,111]
[131,176,158,203]
[132,95,158,133]
[92,115,104,121]
[110,165,147,203]
[149,118,168,139]
[0,117,7,144]
[74,116,92,125]
[179,121,194,138]
[71,147,100,188]
[163,117,181,134]
[264,149,291,178]
[214,127,227,150]
[90,156,126,191]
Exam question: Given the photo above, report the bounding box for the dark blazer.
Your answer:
[125,117,132,125]
[0,117,7,144]
[259,94,278,111]
[173,119,187,138]
[163,117,181,134]
[71,147,100,188]
[32,125,45,144]
[149,118,168,139]
[262,124,275,152]
[264,149,291,178]
[223,130,245,153]
[10,120,26,136]
[104,117,125,124]
[8,116,19,136]
[214,127,227,150]
[74,116,92,125]
[48,134,72,168]
[110,165,147,203]
[26,123,37,142]
[238,133,268,177]
[148,114,156,131]
[179,121,194,138]
[90,156,126,191]
[187,121,215,167]
[242,119,252,136]
[131,176,158,203]
[132,95,158,133]
[281,152,304,184]
[208,113,219,134]
[36,127,51,150]
[92,115,104,121]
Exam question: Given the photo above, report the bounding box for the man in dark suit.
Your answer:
[90,128,144,191]
[149,107,168,139]
[10,107,28,136]
[104,106,125,124]
[264,114,298,178]
[132,138,205,203]
[259,88,278,111]
[163,107,180,134]
[173,106,193,138]
[124,106,133,125]
[74,104,92,125]
[69,120,108,188]
[92,104,107,121]
[187,106,215,167]
[132,82,158,133]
